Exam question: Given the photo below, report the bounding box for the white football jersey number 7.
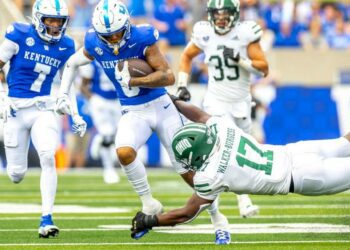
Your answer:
[31,63,51,92]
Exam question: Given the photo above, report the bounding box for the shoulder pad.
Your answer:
[61,35,75,49]
[236,21,263,45]
[84,31,98,56]
[134,24,159,45]
[5,22,30,42]
[191,21,212,49]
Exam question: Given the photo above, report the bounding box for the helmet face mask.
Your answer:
[207,0,240,35]
[172,123,217,171]
[92,0,131,50]
[32,0,69,43]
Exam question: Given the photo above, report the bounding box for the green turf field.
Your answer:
[0,168,349,249]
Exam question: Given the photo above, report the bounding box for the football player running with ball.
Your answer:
[0,0,86,238]
[55,0,230,244]
[176,0,269,230]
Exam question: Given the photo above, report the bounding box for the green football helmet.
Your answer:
[172,123,217,171]
[207,0,240,34]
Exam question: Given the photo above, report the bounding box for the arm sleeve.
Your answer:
[78,63,94,79]
[194,174,227,201]
[0,38,19,63]
[59,47,93,95]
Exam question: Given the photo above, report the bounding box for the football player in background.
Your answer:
[131,98,350,241]
[55,0,231,244]
[0,0,86,238]
[79,61,121,184]
[176,0,268,226]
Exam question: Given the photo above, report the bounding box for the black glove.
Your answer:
[131,211,158,239]
[223,46,240,62]
[168,93,180,103]
[176,87,191,101]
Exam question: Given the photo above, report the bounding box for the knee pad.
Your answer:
[117,147,136,165]
[38,150,56,169]
[7,165,27,183]
[101,135,115,148]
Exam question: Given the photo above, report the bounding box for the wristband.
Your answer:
[177,72,189,87]
[238,57,264,77]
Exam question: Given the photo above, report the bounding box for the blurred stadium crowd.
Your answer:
[13,0,350,50]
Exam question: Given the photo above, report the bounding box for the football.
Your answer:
[118,58,154,77]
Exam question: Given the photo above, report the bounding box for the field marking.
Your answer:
[0,202,349,214]
[0,214,349,220]
[1,223,349,234]
[0,203,130,213]
[1,240,350,246]
[100,223,350,234]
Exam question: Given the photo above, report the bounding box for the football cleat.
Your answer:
[215,229,231,245]
[103,169,120,184]
[38,214,59,238]
[240,204,259,218]
[132,229,149,240]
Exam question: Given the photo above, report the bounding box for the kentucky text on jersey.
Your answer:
[100,56,138,69]
[24,51,62,68]
[218,128,235,174]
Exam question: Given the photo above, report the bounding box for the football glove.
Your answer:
[115,61,131,88]
[55,93,72,115]
[131,211,158,239]
[176,87,191,101]
[72,115,87,137]
[0,91,17,121]
[223,46,240,62]
[168,93,180,103]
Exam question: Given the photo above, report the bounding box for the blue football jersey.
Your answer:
[5,23,75,98]
[90,61,118,100]
[84,24,166,106]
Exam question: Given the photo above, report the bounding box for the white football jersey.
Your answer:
[193,117,292,201]
[191,21,262,102]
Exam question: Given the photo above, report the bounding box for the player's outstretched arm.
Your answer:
[169,96,211,124]
[129,44,175,88]
[131,193,212,238]
[158,193,213,226]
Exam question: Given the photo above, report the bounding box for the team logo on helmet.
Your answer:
[172,123,217,170]
[92,0,131,51]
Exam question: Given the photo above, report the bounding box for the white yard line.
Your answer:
[0,240,350,246]
[1,223,350,234]
[0,203,130,213]
[0,214,349,220]
[0,203,349,214]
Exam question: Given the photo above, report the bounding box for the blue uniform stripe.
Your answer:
[55,0,61,15]
[103,0,111,32]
